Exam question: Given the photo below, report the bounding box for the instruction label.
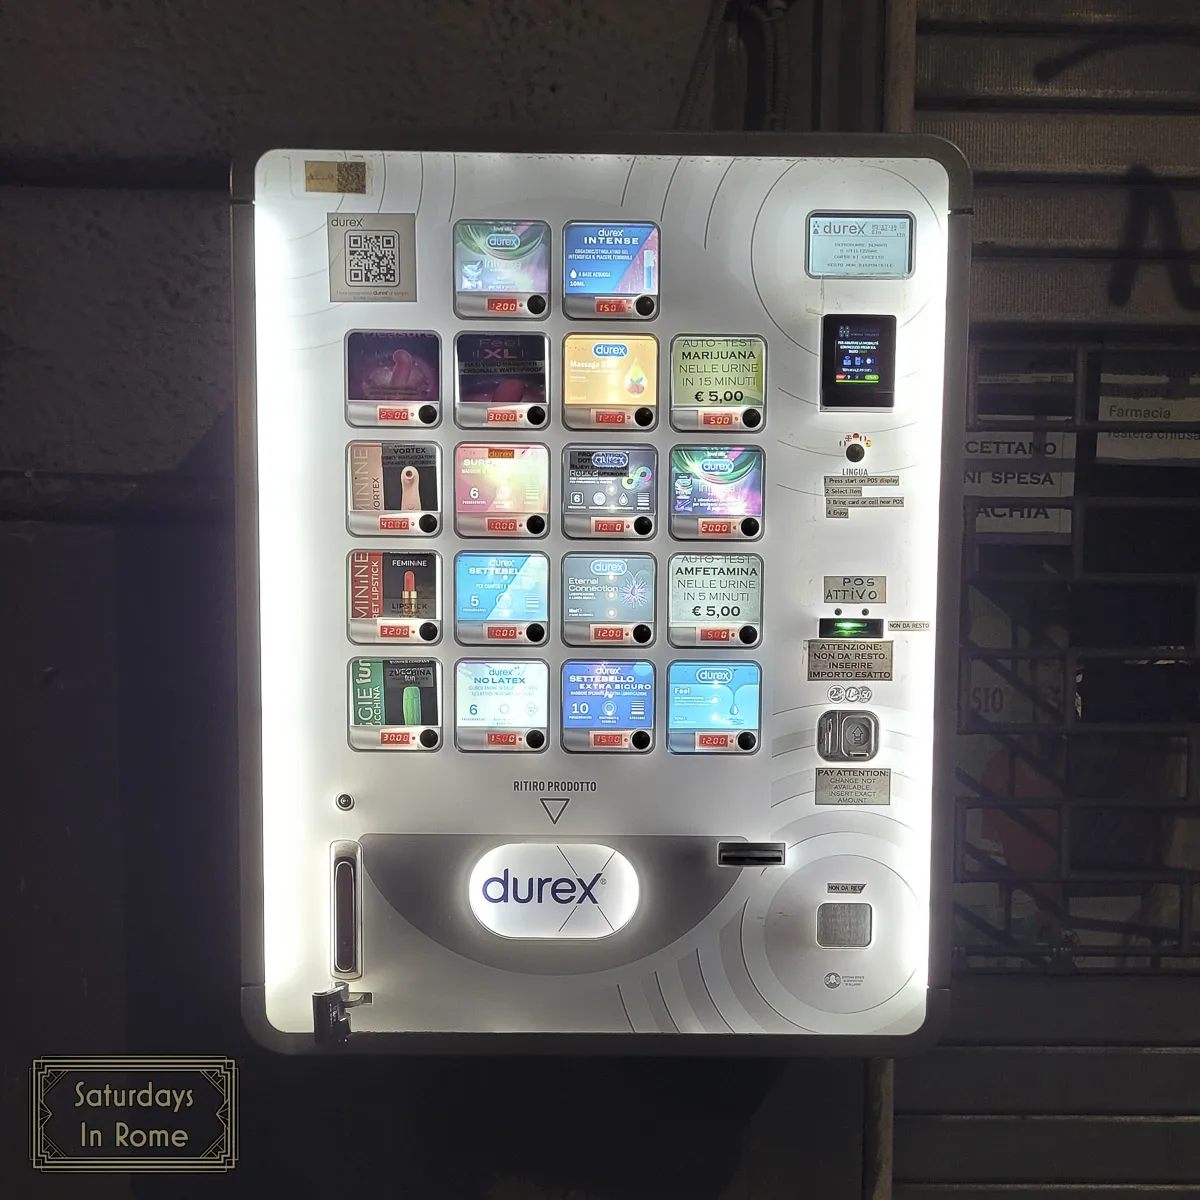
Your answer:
[823,576,886,603]
[807,640,893,681]
[815,768,891,806]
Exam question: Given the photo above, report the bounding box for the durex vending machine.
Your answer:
[233,136,970,1052]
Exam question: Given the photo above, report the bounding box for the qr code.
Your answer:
[346,231,400,287]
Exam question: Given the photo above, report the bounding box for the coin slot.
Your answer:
[816,710,879,762]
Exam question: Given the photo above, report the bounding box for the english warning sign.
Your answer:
[816,767,891,805]
[806,640,893,681]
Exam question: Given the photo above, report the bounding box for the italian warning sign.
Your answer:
[806,640,893,681]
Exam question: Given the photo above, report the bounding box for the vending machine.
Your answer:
[233,135,970,1052]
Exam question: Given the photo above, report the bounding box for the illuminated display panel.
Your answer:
[237,140,968,1050]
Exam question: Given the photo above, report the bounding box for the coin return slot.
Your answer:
[816,902,872,947]
[718,842,787,867]
[333,854,360,976]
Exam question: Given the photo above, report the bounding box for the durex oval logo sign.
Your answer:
[486,232,520,250]
[591,451,628,469]
[593,342,628,358]
[591,558,627,576]
[701,458,734,474]
[469,843,639,939]
[695,666,734,685]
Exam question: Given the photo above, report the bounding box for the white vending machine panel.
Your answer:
[234,135,970,1052]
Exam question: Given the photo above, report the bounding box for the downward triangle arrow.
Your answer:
[540,798,569,825]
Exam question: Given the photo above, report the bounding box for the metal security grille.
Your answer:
[953,332,1200,973]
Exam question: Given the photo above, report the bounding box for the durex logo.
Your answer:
[700,458,734,474]
[486,232,520,250]
[594,342,628,358]
[469,843,639,939]
[590,558,627,576]
[696,666,734,685]
[591,451,628,469]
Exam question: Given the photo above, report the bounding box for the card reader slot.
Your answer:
[718,842,787,867]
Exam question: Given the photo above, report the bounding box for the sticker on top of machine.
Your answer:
[455,659,549,752]
[454,552,549,645]
[562,445,657,539]
[348,658,441,750]
[452,219,550,319]
[668,553,762,647]
[806,212,914,279]
[562,553,656,647]
[346,441,440,535]
[667,660,761,754]
[562,334,658,429]
[347,550,441,644]
[345,331,440,426]
[454,443,550,537]
[562,221,659,319]
[670,336,766,431]
[454,332,549,428]
[669,446,763,540]
[561,660,655,752]
[328,213,417,303]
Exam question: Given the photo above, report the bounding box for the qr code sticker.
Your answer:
[346,231,400,287]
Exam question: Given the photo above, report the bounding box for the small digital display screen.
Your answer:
[455,553,549,622]
[564,448,656,513]
[455,444,549,514]
[821,314,896,408]
[561,661,654,729]
[667,661,760,732]
[453,220,550,295]
[564,223,659,297]
[563,554,655,624]
[455,660,548,729]
[834,326,883,384]
[455,333,547,408]
[807,213,913,278]
[670,447,763,517]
